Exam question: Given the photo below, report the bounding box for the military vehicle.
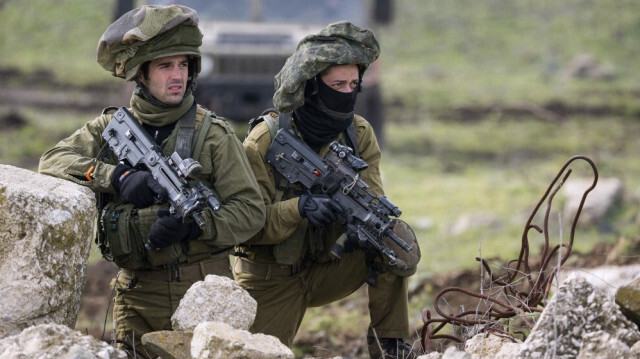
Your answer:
[133,0,392,142]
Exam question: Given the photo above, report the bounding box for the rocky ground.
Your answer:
[74,235,639,358]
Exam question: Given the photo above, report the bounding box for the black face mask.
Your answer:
[316,75,358,113]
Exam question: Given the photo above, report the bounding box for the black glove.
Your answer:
[298,194,343,227]
[148,209,203,249]
[111,164,167,208]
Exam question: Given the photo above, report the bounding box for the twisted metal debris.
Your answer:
[421,155,598,353]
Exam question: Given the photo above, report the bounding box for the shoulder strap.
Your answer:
[245,109,293,202]
[175,103,198,159]
[246,109,280,141]
[272,112,293,202]
[101,106,118,115]
[264,115,278,140]
[345,123,359,158]
[192,108,213,161]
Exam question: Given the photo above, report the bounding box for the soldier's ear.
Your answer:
[137,71,147,87]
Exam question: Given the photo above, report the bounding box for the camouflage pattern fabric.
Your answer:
[273,21,380,113]
[97,5,202,80]
[381,219,421,277]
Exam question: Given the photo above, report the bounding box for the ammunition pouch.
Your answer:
[99,202,185,269]
[95,104,220,270]
[272,224,307,265]
[100,202,148,269]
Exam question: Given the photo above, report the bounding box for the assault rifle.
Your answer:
[266,128,413,270]
[102,107,221,232]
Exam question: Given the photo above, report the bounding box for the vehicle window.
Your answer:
[147,0,252,21]
[263,0,365,24]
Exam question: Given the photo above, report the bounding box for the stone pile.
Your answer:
[419,274,640,359]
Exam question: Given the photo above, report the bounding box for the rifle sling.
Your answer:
[175,103,197,159]
[345,123,359,158]
[192,110,212,161]
[272,112,292,202]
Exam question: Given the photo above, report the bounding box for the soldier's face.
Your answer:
[140,55,189,105]
[320,64,359,93]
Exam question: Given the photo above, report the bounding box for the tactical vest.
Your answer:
[247,109,360,201]
[245,110,359,265]
[96,105,226,270]
[246,111,421,278]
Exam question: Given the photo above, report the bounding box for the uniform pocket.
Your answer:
[137,206,184,267]
[272,224,307,265]
[102,202,148,269]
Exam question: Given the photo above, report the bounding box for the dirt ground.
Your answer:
[74,236,638,358]
[75,260,118,340]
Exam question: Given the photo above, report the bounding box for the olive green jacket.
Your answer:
[39,106,265,263]
[240,114,383,264]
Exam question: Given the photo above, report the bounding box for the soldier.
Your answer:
[235,22,420,359]
[38,5,265,357]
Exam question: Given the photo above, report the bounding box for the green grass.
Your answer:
[379,0,640,113]
[3,0,640,109]
[384,114,640,276]
[0,108,93,169]
[0,0,116,85]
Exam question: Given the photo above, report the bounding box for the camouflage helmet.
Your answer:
[380,219,421,277]
[96,5,203,81]
[273,21,380,113]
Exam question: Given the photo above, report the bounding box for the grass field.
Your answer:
[379,0,640,114]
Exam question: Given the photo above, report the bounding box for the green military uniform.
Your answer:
[235,115,410,346]
[233,21,418,358]
[38,5,265,356]
[39,99,265,350]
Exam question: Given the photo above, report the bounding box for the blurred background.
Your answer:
[1,0,640,357]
